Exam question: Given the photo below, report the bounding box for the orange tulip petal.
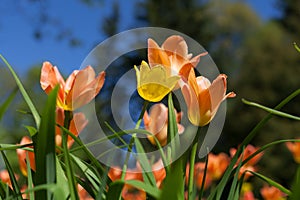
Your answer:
[148,38,171,67]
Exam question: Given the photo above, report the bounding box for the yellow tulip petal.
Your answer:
[135,61,180,102]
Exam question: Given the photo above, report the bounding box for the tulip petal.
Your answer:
[148,38,170,67]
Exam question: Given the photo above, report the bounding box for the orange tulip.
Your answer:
[40,61,105,110]
[55,107,88,149]
[148,35,207,81]
[230,144,263,179]
[260,185,286,200]
[143,103,184,146]
[0,169,19,188]
[181,69,235,126]
[207,152,230,180]
[185,162,212,190]
[108,160,166,200]
[16,136,36,176]
[78,184,94,200]
[286,140,300,163]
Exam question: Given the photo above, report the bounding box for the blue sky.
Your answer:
[0,0,281,76]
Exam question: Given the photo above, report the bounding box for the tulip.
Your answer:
[148,35,207,80]
[207,152,230,180]
[181,69,235,126]
[0,170,19,188]
[286,140,300,163]
[134,61,180,102]
[230,144,263,179]
[16,136,36,176]
[143,103,184,146]
[240,182,256,200]
[260,185,286,200]
[55,107,88,149]
[40,61,105,110]
[185,162,212,190]
[108,160,166,200]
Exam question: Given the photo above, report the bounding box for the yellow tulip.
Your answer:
[134,61,180,102]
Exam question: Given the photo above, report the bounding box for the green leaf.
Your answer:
[61,111,79,200]
[24,126,38,136]
[249,171,291,195]
[242,98,300,120]
[0,150,22,200]
[126,179,161,199]
[158,157,184,200]
[71,154,100,191]
[26,153,35,200]
[55,157,70,199]
[208,89,300,200]
[0,87,17,121]
[167,93,180,160]
[107,181,124,200]
[134,137,156,186]
[227,150,244,200]
[0,54,41,128]
[290,165,300,200]
[34,86,58,199]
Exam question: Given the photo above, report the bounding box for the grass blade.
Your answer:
[290,165,300,200]
[26,153,35,200]
[0,87,17,121]
[34,86,58,199]
[0,54,40,128]
[242,98,300,120]
[158,157,184,200]
[0,150,22,200]
[249,170,291,195]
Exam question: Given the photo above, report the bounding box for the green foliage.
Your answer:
[34,86,58,199]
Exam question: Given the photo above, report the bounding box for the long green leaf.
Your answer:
[126,179,161,198]
[134,137,156,186]
[26,153,35,200]
[208,89,300,199]
[158,157,184,200]
[0,150,22,200]
[34,86,58,199]
[0,54,40,128]
[249,171,291,195]
[61,111,79,200]
[167,93,180,160]
[242,98,300,120]
[106,181,124,200]
[55,157,70,199]
[290,165,300,200]
[0,87,17,121]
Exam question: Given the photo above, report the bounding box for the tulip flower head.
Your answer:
[134,61,180,102]
[143,103,184,146]
[148,35,207,80]
[260,185,286,200]
[40,61,105,110]
[286,140,300,163]
[181,69,235,126]
[16,136,36,176]
[55,108,88,149]
[230,144,263,179]
[108,160,165,200]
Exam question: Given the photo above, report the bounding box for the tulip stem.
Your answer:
[135,100,149,129]
[188,129,201,200]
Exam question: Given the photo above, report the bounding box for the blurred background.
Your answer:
[1,0,300,197]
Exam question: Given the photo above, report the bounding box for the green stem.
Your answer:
[188,129,201,200]
[135,100,149,129]
[62,110,79,200]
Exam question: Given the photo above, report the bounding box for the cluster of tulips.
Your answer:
[0,35,299,200]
